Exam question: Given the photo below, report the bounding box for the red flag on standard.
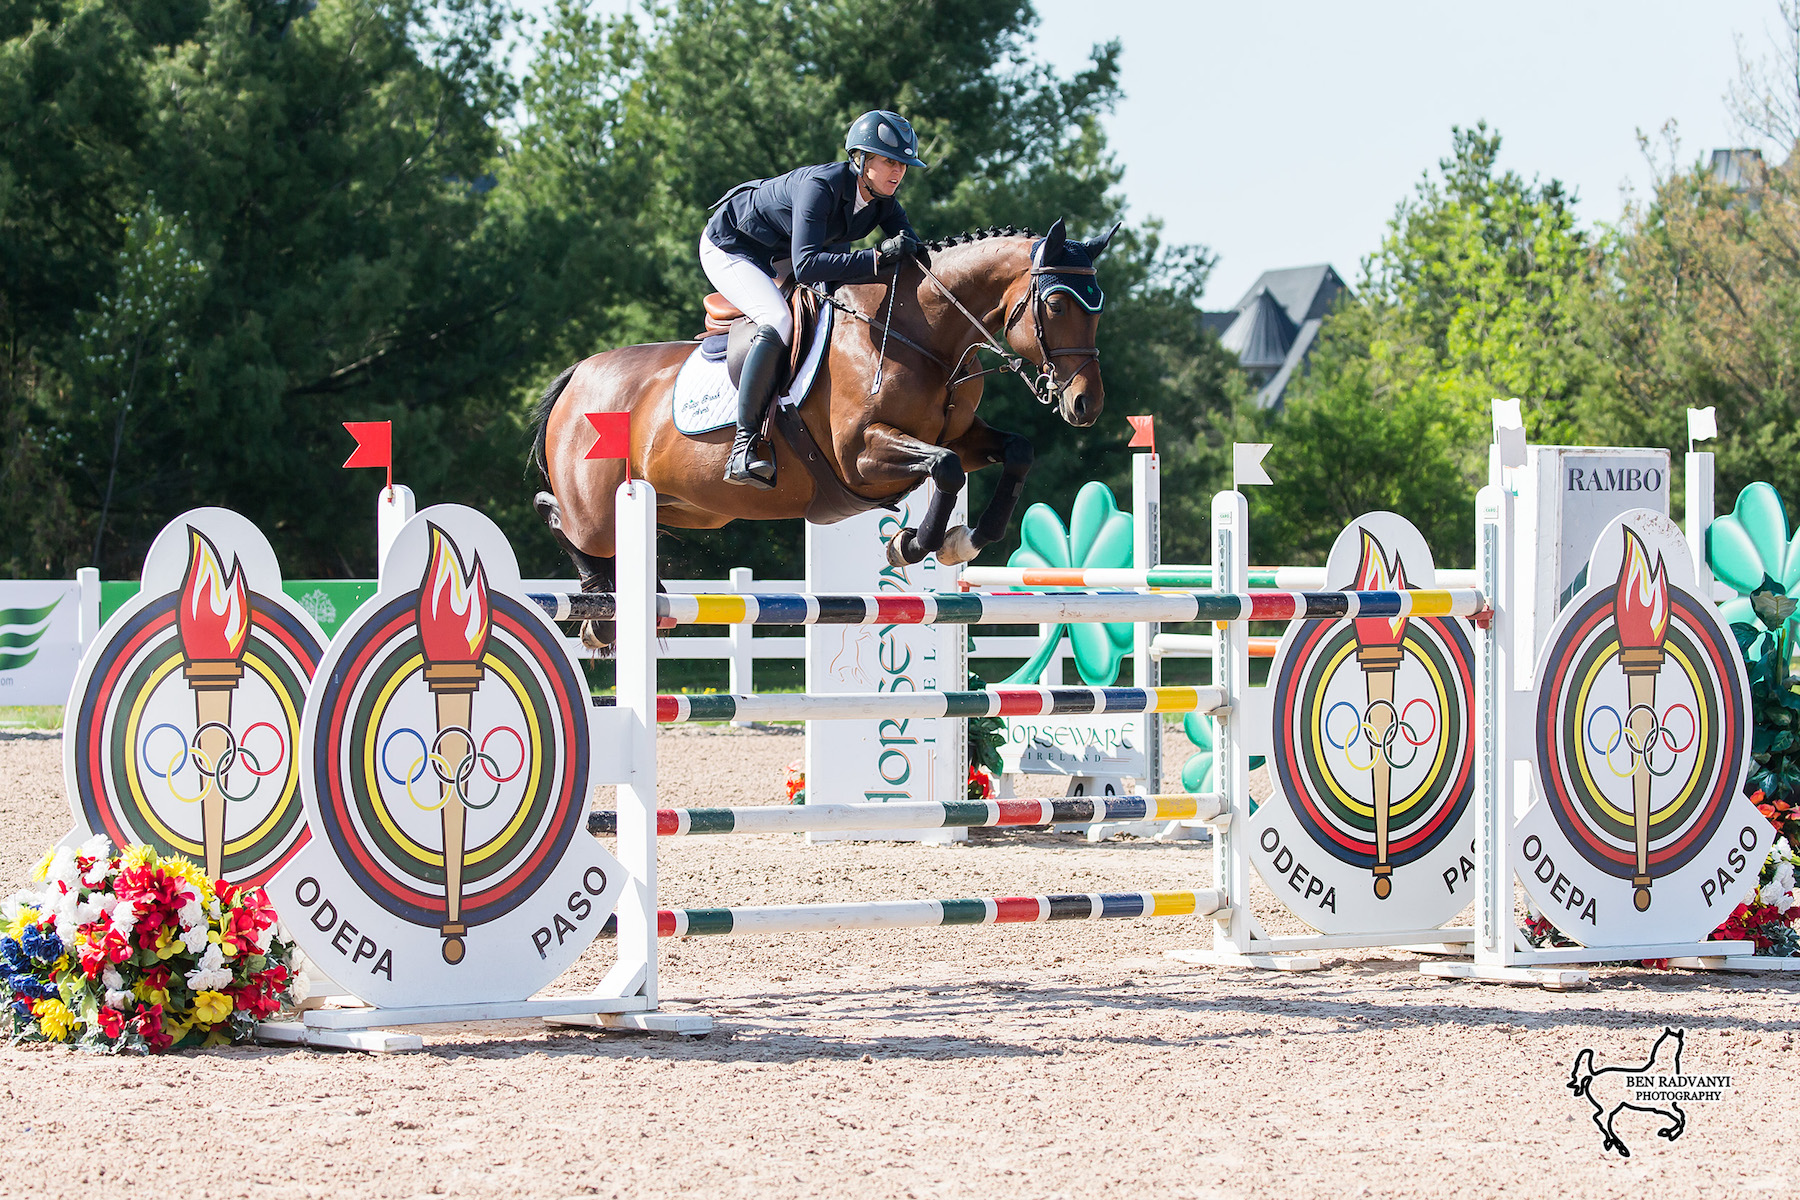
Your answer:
[343,421,393,489]
[584,412,632,461]
[1126,415,1155,455]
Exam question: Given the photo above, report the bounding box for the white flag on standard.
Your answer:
[1233,442,1273,487]
[1687,406,1718,443]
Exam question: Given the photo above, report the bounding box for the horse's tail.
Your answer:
[1567,1049,1596,1096]
[529,363,581,483]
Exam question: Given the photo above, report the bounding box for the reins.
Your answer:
[805,247,1100,405]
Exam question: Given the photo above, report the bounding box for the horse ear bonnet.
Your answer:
[1029,218,1105,313]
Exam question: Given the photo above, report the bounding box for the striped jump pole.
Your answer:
[959,565,1481,590]
[598,684,1228,724]
[587,793,1225,836]
[531,587,1488,626]
[596,889,1225,938]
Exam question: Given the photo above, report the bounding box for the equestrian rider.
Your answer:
[701,110,931,488]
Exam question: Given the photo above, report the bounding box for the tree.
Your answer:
[1257,125,1600,565]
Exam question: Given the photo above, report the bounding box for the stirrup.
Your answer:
[725,432,776,490]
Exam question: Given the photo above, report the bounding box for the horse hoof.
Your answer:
[580,621,616,657]
[934,527,979,566]
[533,491,563,530]
[886,530,926,568]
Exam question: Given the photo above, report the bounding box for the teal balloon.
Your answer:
[1707,482,1800,654]
[1004,481,1135,685]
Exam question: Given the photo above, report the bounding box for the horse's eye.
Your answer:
[1047,299,1064,314]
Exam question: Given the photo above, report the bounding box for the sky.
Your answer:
[523,1,1779,307]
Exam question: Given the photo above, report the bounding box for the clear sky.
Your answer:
[525,1,1776,307]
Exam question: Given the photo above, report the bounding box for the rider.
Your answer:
[701,110,931,488]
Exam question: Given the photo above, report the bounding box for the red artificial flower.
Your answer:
[95,1007,125,1039]
[131,1003,172,1053]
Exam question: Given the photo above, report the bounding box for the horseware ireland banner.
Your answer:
[273,505,622,1007]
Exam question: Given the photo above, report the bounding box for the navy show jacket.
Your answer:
[705,161,920,285]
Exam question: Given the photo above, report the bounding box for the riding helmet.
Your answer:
[845,110,929,169]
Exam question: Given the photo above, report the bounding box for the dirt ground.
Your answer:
[2,724,1797,1200]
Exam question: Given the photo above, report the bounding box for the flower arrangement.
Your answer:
[2,836,298,1052]
[785,759,805,805]
[966,764,994,801]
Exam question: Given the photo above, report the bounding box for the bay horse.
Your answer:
[530,218,1115,648]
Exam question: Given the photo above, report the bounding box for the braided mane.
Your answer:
[923,225,1035,253]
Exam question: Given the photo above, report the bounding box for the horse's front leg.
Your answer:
[940,418,1033,565]
[851,423,968,567]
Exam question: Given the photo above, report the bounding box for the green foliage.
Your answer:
[964,672,1004,775]
[1255,124,1599,566]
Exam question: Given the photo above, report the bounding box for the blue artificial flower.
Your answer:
[11,998,32,1021]
[0,937,25,976]
[20,924,61,964]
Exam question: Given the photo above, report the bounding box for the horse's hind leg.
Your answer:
[535,492,616,651]
[1599,1107,1630,1157]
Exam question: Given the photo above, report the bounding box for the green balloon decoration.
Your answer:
[1180,711,1214,793]
[1003,481,1136,685]
[1708,482,1800,652]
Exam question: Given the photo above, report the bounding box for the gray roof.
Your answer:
[1218,287,1296,371]
[1203,263,1351,407]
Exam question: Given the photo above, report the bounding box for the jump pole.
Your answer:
[586,792,1227,836]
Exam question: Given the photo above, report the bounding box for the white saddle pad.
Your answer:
[671,305,834,435]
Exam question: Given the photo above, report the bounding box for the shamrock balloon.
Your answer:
[1003,481,1135,685]
[1708,482,1800,654]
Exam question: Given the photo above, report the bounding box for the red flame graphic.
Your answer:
[1614,527,1669,652]
[417,525,490,665]
[1352,527,1409,649]
[177,529,249,661]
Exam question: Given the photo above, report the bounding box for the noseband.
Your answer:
[1009,262,1101,405]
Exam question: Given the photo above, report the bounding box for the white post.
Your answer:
[601,479,659,1007]
[1211,489,1251,954]
[1685,451,1715,599]
[1474,482,1515,969]
[376,485,417,584]
[1133,452,1162,791]
[76,567,101,647]
[728,566,753,724]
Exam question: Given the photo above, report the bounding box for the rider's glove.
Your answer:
[876,233,929,272]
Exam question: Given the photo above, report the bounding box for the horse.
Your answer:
[529,218,1115,649]
[1567,1027,1688,1157]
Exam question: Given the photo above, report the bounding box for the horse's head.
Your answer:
[1006,217,1118,427]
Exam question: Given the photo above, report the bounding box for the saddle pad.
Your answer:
[671,305,833,435]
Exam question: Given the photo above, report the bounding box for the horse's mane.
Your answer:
[924,226,1035,253]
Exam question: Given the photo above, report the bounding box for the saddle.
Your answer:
[698,288,817,389]
[692,287,895,524]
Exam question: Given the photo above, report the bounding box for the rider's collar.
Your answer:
[1029,237,1105,313]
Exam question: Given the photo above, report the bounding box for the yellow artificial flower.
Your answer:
[2,905,39,939]
[133,977,170,1006]
[152,927,184,961]
[162,855,212,896]
[201,1027,233,1048]
[29,847,54,881]
[191,990,232,1025]
[33,999,76,1042]
[121,844,156,868]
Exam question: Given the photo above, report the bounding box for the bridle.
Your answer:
[807,246,1100,406]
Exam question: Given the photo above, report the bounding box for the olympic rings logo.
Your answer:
[141,721,288,803]
[1325,698,1439,771]
[380,725,529,812]
[1584,704,1696,779]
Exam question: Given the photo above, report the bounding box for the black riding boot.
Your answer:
[725,324,787,489]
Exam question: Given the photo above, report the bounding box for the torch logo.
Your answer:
[1255,514,1477,934]
[290,508,601,1002]
[64,511,324,888]
[1527,515,1758,943]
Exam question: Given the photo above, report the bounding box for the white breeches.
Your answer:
[699,232,794,343]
